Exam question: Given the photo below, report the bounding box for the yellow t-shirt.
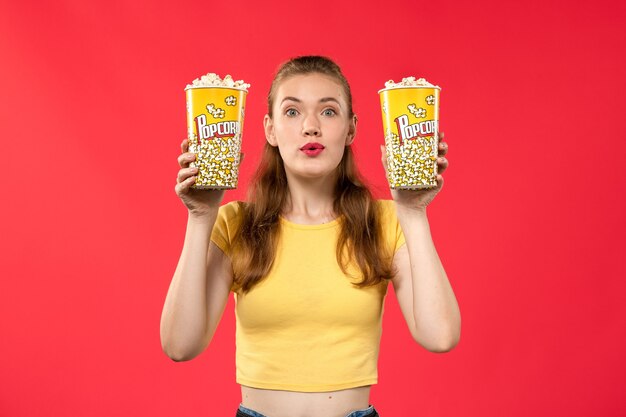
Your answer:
[211,200,406,392]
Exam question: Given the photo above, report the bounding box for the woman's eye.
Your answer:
[322,109,336,116]
[286,108,298,117]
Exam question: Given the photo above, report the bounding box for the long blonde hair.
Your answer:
[231,56,396,293]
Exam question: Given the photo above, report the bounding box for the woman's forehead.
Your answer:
[275,73,346,104]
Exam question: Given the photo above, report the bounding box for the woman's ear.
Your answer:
[345,114,358,146]
[264,114,278,147]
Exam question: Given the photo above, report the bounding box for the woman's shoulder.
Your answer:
[219,199,246,211]
[373,199,402,228]
[217,200,247,223]
[373,199,405,250]
[374,199,396,214]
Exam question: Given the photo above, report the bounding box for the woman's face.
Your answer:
[264,73,356,182]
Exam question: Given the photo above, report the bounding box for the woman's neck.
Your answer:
[282,172,337,224]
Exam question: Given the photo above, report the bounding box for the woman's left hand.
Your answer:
[380,131,449,211]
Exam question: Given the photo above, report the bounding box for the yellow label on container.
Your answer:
[185,87,247,189]
[379,87,440,189]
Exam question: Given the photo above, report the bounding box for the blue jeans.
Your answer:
[236,403,379,417]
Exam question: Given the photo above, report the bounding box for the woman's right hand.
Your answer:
[175,138,225,218]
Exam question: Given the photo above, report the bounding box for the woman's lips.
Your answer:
[300,142,325,156]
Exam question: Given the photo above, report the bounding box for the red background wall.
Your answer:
[1,0,625,416]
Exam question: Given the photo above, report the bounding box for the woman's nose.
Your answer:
[302,115,321,136]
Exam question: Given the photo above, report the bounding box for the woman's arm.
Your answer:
[384,133,461,352]
[160,212,233,361]
[391,208,461,352]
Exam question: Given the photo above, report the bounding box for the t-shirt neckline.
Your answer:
[279,215,343,230]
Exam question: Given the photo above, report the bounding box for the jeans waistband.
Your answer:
[236,403,379,417]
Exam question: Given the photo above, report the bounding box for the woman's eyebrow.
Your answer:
[281,96,301,105]
[320,97,343,109]
[319,97,340,105]
[280,96,343,108]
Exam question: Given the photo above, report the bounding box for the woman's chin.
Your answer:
[286,167,340,182]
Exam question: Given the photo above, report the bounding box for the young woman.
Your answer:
[161,56,461,417]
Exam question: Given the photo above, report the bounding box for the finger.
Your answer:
[437,156,449,175]
[177,167,199,183]
[175,175,197,196]
[436,174,444,191]
[240,152,245,163]
[181,138,189,153]
[439,131,445,140]
[178,152,196,168]
[438,141,448,156]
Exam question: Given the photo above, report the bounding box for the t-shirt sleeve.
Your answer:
[210,201,244,258]
[378,199,406,253]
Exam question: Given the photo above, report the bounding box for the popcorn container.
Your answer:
[185,85,248,189]
[379,83,440,189]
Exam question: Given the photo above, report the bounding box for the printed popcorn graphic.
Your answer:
[225,95,237,106]
[382,101,388,115]
[426,95,435,105]
[407,104,426,119]
[190,134,243,188]
[385,130,438,189]
[206,103,225,119]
